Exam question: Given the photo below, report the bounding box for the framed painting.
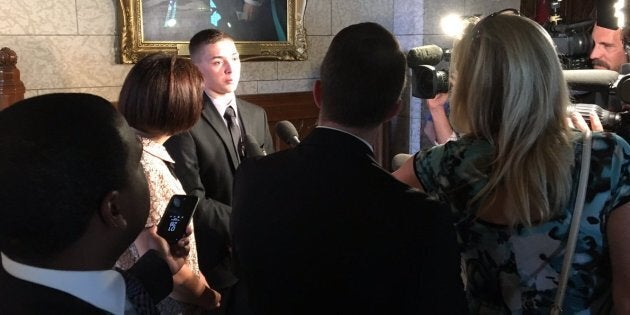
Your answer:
[117,0,308,63]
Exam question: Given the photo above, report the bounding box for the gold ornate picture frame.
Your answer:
[117,0,308,63]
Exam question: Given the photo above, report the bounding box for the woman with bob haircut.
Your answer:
[117,53,221,313]
[394,11,630,313]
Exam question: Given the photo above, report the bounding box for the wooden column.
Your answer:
[0,47,26,110]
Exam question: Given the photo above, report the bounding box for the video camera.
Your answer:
[407,18,594,99]
[565,68,630,142]
[407,2,595,98]
[407,44,450,99]
[545,0,594,70]
[547,20,594,69]
[406,1,630,141]
[407,48,630,141]
[568,103,630,141]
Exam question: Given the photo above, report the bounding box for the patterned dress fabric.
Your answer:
[414,130,630,314]
[117,136,202,313]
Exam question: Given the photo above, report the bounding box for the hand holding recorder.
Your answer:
[157,194,199,244]
[138,194,199,275]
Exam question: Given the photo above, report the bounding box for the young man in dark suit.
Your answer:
[0,93,191,314]
[164,29,274,313]
[230,22,467,315]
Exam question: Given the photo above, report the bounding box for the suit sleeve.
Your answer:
[165,131,232,269]
[415,197,467,313]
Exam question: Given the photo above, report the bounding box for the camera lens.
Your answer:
[412,65,450,99]
[434,70,450,94]
[173,197,181,207]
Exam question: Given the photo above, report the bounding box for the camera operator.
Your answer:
[591,25,627,71]
[569,0,630,128]
[590,0,628,72]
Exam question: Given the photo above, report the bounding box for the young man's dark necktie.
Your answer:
[224,105,242,162]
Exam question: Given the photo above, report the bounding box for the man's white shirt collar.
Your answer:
[1,252,128,315]
[210,93,239,128]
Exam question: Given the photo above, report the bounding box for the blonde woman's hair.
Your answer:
[449,14,574,226]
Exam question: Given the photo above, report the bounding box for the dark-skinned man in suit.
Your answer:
[0,93,192,314]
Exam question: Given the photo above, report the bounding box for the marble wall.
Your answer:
[1,0,518,151]
[394,0,521,153]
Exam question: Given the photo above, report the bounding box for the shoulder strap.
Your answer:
[551,130,592,315]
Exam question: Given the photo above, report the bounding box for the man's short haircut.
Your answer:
[189,29,234,62]
[0,93,131,261]
[319,22,406,128]
[118,53,204,137]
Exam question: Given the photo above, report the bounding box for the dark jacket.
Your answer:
[231,128,467,315]
[165,93,273,289]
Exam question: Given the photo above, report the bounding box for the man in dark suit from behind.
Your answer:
[164,29,274,313]
[231,22,467,315]
[0,93,189,314]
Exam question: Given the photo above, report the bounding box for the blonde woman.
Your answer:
[394,11,630,314]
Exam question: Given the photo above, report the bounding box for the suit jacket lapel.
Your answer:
[236,99,254,137]
[201,94,240,169]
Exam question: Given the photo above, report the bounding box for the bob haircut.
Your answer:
[118,53,204,137]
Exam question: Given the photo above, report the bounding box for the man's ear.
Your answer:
[312,80,323,110]
[99,190,128,229]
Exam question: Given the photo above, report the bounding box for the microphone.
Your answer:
[275,120,300,147]
[243,134,266,157]
[407,45,444,68]
[568,103,627,130]
[563,69,619,91]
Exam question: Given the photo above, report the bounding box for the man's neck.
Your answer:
[204,89,234,100]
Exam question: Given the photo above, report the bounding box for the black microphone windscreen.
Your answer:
[275,120,300,146]
[407,45,443,68]
[564,69,619,91]
[244,134,265,157]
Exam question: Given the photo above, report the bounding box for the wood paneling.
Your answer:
[521,0,594,25]
[242,91,388,165]
[242,91,391,166]
[240,91,319,152]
